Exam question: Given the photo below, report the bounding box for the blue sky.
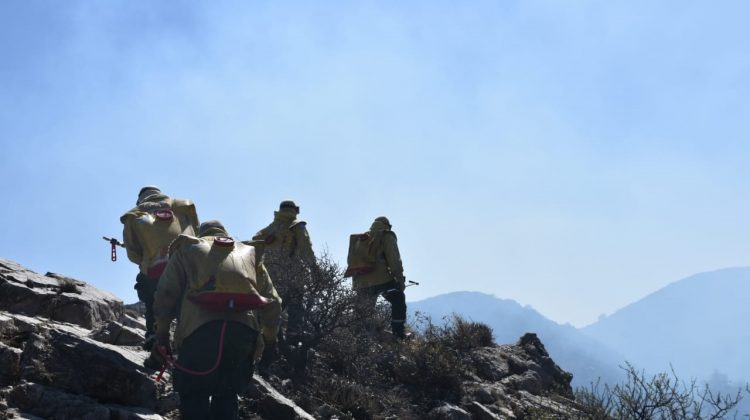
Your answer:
[1,1,748,327]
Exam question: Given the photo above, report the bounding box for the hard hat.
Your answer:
[198,220,228,237]
[137,185,161,204]
[374,216,392,229]
[279,200,300,213]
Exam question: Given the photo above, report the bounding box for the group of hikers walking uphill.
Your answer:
[117,185,409,419]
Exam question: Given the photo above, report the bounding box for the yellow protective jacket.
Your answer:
[349,219,405,290]
[120,194,199,278]
[153,235,282,350]
[252,211,314,263]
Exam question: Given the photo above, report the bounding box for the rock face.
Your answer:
[460,333,578,418]
[0,257,581,419]
[0,258,315,420]
[0,257,172,419]
[0,258,122,329]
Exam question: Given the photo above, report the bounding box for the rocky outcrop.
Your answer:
[0,258,172,419]
[0,258,318,420]
[7,382,163,420]
[0,257,581,419]
[0,258,122,329]
[0,310,170,418]
[246,377,316,420]
[460,333,578,418]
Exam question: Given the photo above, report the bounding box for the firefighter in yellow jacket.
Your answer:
[252,200,314,340]
[149,220,282,420]
[120,186,199,347]
[345,216,407,338]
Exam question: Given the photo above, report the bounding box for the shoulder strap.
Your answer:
[289,219,307,230]
[168,234,201,256]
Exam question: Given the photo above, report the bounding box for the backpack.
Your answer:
[344,233,377,277]
[133,206,183,279]
[177,236,272,312]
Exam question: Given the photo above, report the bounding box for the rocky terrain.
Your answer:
[0,257,581,419]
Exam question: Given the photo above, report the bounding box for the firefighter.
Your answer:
[345,216,407,338]
[120,186,199,348]
[149,220,281,419]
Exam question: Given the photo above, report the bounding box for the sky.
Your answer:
[1,1,748,327]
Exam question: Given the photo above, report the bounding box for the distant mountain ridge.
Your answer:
[582,267,750,382]
[412,267,750,389]
[409,291,625,388]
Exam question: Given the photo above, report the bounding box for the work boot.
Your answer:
[391,322,407,340]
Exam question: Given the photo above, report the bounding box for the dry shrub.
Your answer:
[440,314,495,351]
[393,336,465,402]
[389,314,495,402]
[56,277,81,294]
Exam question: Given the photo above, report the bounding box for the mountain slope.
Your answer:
[0,257,583,419]
[582,267,750,382]
[410,291,626,388]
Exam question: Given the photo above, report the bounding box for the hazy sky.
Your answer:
[1,1,748,327]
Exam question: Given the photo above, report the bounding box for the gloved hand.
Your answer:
[397,277,406,292]
[147,332,171,367]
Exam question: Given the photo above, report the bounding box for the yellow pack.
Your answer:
[131,206,184,278]
[344,233,377,277]
[181,236,272,312]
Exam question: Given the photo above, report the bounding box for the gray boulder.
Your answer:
[0,310,164,410]
[427,403,472,420]
[0,258,123,329]
[90,321,145,346]
[246,376,316,420]
[8,382,164,420]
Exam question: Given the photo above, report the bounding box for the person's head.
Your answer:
[198,220,228,237]
[278,200,300,214]
[370,216,392,231]
[136,185,162,204]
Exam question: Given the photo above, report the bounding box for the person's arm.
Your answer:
[122,218,143,265]
[153,250,185,336]
[293,223,315,263]
[255,262,282,344]
[383,232,405,286]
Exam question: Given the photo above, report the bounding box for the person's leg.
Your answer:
[354,285,386,337]
[209,393,238,420]
[178,390,211,420]
[383,282,407,338]
[285,298,304,339]
[135,273,157,347]
[355,287,379,311]
[173,321,225,409]
[219,323,257,388]
[173,322,255,419]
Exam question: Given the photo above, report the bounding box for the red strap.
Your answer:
[155,364,167,382]
[154,320,228,382]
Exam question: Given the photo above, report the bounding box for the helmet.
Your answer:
[373,216,392,230]
[198,220,228,237]
[372,216,392,229]
[137,185,161,204]
[279,200,300,213]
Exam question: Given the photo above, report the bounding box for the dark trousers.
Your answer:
[174,321,258,420]
[265,262,305,339]
[134,272,157,337]
[357,280,407,334]
[179,392,237,420]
